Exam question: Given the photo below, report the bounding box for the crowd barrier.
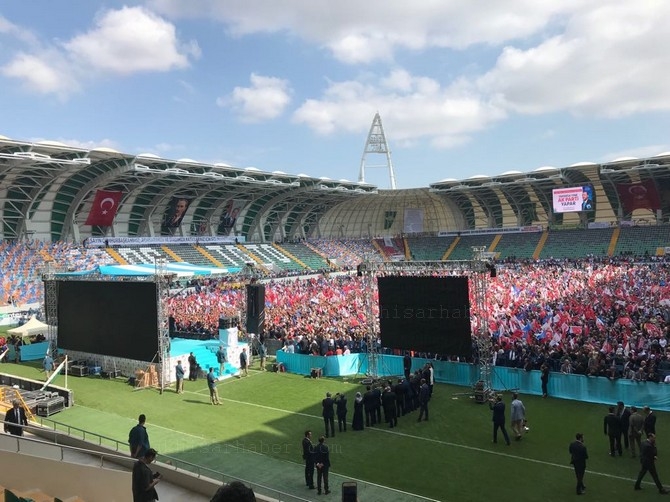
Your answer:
[275,350,670,411]
[5,341,50,362]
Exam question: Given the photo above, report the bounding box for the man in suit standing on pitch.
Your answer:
[322,392,335,438]
[490,395,510,445]
[301,430,315,490]
[634,433,669,493]
[314,436,331,495]
[569,432,588,495]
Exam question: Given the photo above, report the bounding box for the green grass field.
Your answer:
[2,356,670,502]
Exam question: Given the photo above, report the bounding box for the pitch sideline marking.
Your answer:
[179,390,648,485]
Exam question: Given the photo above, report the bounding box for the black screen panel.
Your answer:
[378,276,472,357]
[246,284,265,335]
[57,281,158,361]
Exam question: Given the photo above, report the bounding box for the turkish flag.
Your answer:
[85,190,122,226]
[616,180,661,212]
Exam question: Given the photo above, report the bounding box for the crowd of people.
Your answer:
[487,257,670,382]
[5,238,670,386]
[319,361,436,438]
[163,255,670,386]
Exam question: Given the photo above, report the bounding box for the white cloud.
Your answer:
[293,69,506,145]
[0,14,38,44]
[1,51,79,97]
[477,2,670,117]
[148,1,670,123]
[148,0,577,63]
[217,73,292,123]
[64,6,199,74]
[1,6,199,97]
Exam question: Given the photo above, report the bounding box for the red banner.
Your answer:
[85,190,123,226]
[616,180,660,213]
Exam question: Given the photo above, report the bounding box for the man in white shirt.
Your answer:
[510,392,526,440]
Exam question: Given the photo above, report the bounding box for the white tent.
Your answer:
[7,316,48,337]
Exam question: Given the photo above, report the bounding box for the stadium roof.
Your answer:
[2,136,670,240]
[0,137,377,242]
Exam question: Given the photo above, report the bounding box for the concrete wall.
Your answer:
[0,449,130,502]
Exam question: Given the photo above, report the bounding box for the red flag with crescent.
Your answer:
[616,180,661,212]
[85,190,123,226]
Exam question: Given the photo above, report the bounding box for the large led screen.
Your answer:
[56,281,159,362]
[378,276,472,357]
[552,185,594,213]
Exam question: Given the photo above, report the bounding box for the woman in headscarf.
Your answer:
[352,392,364,431]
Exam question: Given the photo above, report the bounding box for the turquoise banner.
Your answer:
[276,350,670,410]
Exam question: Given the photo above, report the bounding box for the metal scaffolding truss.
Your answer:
[358,247,493,393]
[42,261,59,347]
[42,262,173,394]
[154,258,174,394]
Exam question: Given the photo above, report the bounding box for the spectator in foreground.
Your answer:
[4,399,28,436]
[210,480,256,502]
[132,448,161,502]
[129,414,151,459]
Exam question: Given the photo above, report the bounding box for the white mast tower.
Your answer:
[358,112,397,190]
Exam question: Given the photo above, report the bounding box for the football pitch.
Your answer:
[4,360,669,502]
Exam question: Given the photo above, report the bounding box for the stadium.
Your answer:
[2,132,670,502]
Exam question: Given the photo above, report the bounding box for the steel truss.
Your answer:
[42,263,173,394]
[154,258,173,394]
[43,261,59,349]
[358,247,493,394]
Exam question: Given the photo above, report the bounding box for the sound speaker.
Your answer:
[342,482,357,502]
[246,284,265,335]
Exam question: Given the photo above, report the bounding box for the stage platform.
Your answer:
[168,338,246,382]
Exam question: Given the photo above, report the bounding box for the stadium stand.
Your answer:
[374,237,406,261]
[493,231,541,260]
[445,234,496,260]
[202,244,257,269]
[614,225,670,256]
[274,241,330,270]
[114,245,170,265]
[538,228,614,259]
[241,243,303,272]
[164,244,217,266]
[405,235,454,260]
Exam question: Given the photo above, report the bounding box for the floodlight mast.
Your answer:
[358,112,397,190]
[358,248,492,394]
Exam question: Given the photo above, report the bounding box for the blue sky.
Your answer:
[1,1,669,189]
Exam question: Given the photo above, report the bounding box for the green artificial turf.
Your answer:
[3,360,669,501]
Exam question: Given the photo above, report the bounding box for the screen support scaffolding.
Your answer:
[358,247,492,395]
[43,261,58,347]
[155,258,173,395]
